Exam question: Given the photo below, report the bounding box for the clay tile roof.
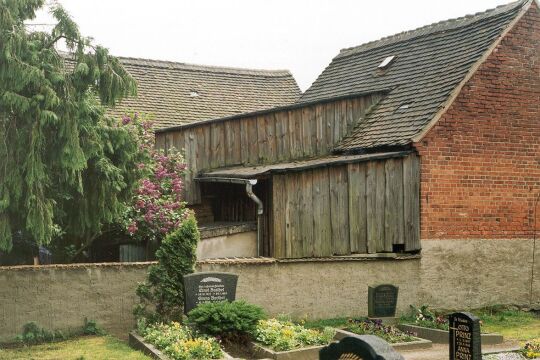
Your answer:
[299,0,529,151]
[108,57,301,129]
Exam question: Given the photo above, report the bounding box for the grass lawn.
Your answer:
[303,317,351,330]
[472,309,540,342]
[0,336,150,360]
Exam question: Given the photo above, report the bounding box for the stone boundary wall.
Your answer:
[0,239,537,342]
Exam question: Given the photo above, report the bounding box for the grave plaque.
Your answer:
[368,284,399,318]
[449,312,481,360]
[182,272,238,314]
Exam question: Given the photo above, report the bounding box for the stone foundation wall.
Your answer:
[0,238,537,342]
[419,238,539,310]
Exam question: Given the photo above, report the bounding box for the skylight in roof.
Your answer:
[378,55,396,70]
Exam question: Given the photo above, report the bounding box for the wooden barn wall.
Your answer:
[155,94,383,204]
[271,154,420,258]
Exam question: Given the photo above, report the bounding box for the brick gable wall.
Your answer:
[414,2,540,239]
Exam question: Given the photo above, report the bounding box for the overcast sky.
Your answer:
[32,0,511,91]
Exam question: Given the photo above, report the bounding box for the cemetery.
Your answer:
[0,0,539,359]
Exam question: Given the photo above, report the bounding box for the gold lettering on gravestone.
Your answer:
[452,319,472,360]
[338,353,363,360]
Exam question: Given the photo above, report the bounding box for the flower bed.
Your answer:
[253,319,335,351]
[398,305,503,344]
[334,319,432,351]
[344,319,417,343]
[402,305,449,330]
[135,322,224,360]
[519,338,540,359]
[250,319,336,360]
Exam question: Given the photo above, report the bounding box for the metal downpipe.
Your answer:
[245,180,263,257]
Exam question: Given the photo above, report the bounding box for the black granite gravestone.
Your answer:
[448,312,481,360]
[182,272,238,314]
[319,335,404,360]
[368,284,399,318]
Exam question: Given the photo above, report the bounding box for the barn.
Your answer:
[155,0,539,307]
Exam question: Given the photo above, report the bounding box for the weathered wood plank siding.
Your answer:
[271,153,421,258]
[155,94,383,204]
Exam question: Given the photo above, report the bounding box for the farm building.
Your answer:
[108,57,301,129]
[155,0,540,306]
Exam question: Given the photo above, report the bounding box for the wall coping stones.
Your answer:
[0,253,421,270]
[0,261,157,272]
[199,221,257,239]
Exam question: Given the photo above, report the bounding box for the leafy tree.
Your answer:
[121,113,187,245]
[0,0,139,252]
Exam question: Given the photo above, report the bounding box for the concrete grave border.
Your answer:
[128,331,234,360]
[398,324,504,345]
[250,341,328,360]
[334,328,433,351]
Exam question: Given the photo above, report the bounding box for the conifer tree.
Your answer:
[0,0,140,251]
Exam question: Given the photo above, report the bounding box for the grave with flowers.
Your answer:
[398,305,504,345]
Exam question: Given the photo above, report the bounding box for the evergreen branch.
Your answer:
[45,35,96,51]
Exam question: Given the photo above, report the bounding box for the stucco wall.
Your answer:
[199,257,421,319]
[197,231,257,259]
[0,263,150,342]
[0,238,537,342]
[419,239,539,310]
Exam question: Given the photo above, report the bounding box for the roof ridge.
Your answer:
[337,0,528,58]
[116,56,294,77]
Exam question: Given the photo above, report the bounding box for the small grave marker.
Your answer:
[368,284,399,318]
[448,312,481,360]
[319,335,404,360]
[182,272,238,314]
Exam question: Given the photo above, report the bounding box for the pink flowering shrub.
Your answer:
[121,113,188,243]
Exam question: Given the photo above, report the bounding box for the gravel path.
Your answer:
[483,353,527,360]
[401,341,524,360]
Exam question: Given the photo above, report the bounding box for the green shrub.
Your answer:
[134,215,199,323]
[142,322,222,360]
[82,318,104,335]
[15,322,65,345]
[187,300,266,340]
[254,318,335,351]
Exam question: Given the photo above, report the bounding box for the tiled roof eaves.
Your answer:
[155,89,392,134]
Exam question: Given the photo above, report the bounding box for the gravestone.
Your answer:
[368,284,399,320]
[448,312,481,360]
[182,272,238,314]
[319,335,404,360]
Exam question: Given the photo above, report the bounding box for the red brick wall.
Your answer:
[414,2,540,240]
